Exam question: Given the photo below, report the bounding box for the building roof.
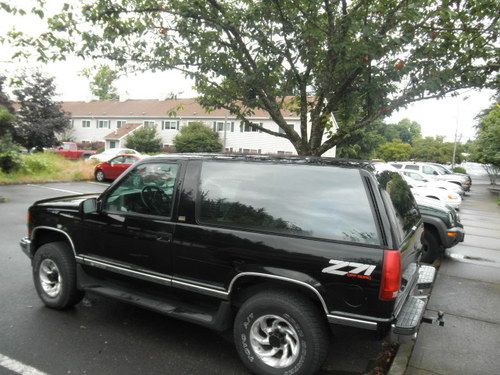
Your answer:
[61,98,299,119]
[104,123,143,140]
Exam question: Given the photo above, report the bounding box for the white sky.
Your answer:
[0,2,495,142]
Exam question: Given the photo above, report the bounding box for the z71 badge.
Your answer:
[322,260,376,280]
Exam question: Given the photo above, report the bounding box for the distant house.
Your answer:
[62,98,337,156]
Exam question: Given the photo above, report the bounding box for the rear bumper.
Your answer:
[20,237,32,258]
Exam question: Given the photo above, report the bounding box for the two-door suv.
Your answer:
[20,155,435,375]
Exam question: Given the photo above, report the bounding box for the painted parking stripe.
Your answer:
[86,181,109,187]
[0,353,47,375]
[27,184,82,195]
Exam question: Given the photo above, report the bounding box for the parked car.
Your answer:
[402,175,462,209]
[390,162,471,191]
[428,163,472,187]
[53,142,97,160]
[94,154,142,182]
[89,148,141,162]
[20,155,436,375]
[400,170,464,196]
[415,196,465,263]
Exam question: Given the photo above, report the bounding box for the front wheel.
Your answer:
[234,290,329,375]
[32,241,84,309]
[421,230,442,263]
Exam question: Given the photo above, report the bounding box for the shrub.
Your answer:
[452,167,467,174]
[0,151,23,173]
[173,122,223,153]
[125,126,163,153]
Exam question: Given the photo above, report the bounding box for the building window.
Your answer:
[82,120,91,128]
[98,120,109,129]
[278,123,294,134]
[109,141,117,149]
[143,120,157,128]
[162,120,179,130]
[240,122,262,132]
[213,121,234,132]
[116,120,126,129]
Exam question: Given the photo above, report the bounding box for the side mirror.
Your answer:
[81,198,98,214]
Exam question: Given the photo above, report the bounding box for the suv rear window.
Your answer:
[198,161,380,245]
[376,171,420,242]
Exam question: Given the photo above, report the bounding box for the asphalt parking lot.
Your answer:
[0,181,388,375]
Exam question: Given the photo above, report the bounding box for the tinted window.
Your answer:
[103,162,178,217]
[391,163,402,169]
[404,164,419,170]
[376,171,420,241]
[198,162,379,245]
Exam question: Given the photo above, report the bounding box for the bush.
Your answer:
[452,167,467,174]
[173,122,223,153]
[0,151,23,173]
[125,126,163,153]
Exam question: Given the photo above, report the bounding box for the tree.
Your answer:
[336,119,386,159]
[125,126,162,153]
[13,72,71,149]
[375,140,412,161]
[393,119,421,144]
[470,103,500,184]
[3,1,498,155]
[411,136,461,164]
[0,75,16,138]
[173,122,222,153]
[82,65,119,100]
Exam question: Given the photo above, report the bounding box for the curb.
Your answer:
[386,340,415,375]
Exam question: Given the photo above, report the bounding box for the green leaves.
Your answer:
[1,0,498,155]
[173,122,223,153]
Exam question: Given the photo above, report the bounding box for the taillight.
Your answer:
[27,210,32,238]
[379,250,402,301]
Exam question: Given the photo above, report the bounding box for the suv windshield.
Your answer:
[198,161,380,245]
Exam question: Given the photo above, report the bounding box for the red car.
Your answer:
[94,154,141,182]
[54,142,97,160]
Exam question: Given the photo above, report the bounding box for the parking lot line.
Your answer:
[27,184,82,195]
[86,181,109,187]
[0,353,47,375]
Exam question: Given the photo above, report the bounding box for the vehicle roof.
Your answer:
[137,153,375,169]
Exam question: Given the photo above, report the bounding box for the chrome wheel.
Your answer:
[96,170,104,182]
[39,259,62,298]
[250,314,300,368]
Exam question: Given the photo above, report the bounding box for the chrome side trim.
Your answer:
[327,315,378,330]
[78,256,172,287]
[228,272,329,315]
[172,279,228,299]
[31,226,77,257]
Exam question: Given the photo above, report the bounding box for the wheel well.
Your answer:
[31,229,73,257]
[229,276,327,317]
[423,223,442,246]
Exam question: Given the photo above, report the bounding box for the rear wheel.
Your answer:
[33,241,84,309]
[233,289,329,375]
[421,229,442,263]
[95,169,105,182]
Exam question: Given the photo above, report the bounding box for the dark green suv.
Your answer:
[415,196,465,263]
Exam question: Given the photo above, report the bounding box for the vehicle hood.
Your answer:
[415,196,453,212]
[32,193,101,210]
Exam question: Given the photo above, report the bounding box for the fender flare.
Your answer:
[31,226,77,257]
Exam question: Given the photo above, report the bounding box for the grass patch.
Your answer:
[0,153,97,184]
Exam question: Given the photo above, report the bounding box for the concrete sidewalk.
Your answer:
[406,177,500,375]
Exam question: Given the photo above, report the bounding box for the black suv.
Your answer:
[20,155,435,375]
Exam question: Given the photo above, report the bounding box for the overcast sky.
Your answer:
[0,3,495,142]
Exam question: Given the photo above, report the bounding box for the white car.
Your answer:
[89,148,141,162]
[400,170,464,196]
[402,175,462,209]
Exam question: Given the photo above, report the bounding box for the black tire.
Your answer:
[421,229,442,263]
[95,169,105,182]
[32,241,84,309]
[233,289,329,375]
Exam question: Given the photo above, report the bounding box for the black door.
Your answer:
[79,160,181,277]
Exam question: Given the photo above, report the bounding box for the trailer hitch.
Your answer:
[422,311,445,327]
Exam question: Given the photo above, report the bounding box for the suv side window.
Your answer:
[103,162,179,217]
[377,171,420,242]
[198,161,380,245]
[404,164,419,170]
[422,165,436,175]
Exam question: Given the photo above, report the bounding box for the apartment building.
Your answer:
[63,99,336,156]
